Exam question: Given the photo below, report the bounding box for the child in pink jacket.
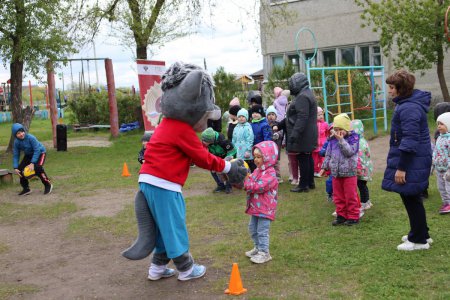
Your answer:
[244,140,279,264]
[313,106,329,176]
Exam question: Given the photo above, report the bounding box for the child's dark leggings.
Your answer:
[357,179,369,203]
[18,154,51,188]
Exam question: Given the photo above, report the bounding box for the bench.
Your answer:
[73,124,111,132]
[0,169,13,184]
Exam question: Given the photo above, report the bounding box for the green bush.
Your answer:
[66,92,141,125]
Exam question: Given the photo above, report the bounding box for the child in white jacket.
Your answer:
[433,112,450,215]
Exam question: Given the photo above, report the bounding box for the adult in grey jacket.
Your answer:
[276,72,318,192]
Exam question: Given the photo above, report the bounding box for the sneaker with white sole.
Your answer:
[401,235,433,245]
[245,247,259,258]
[250,251,272,264]
[397,240,430,251]
[178,264,206,281]
[331,211,337,217]
[44,184,53,195]
[148,268,176,281]
[18,188,31,196]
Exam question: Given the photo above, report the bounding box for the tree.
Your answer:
[0,0,91,151]
[100,0,207,60]
[212,66,241,112]
[355,0,450,101]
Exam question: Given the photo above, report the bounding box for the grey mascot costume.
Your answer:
[122,62,247,281]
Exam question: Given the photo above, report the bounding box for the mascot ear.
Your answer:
[178,70,203,103]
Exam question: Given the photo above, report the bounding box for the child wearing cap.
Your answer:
[12,123,53,195]
[138,132,153,164]
[320,113,360,226]
[233,108,256,172]
[433,112,450,215]
[250,104,272,146]
[273,87,288,122]
[266,105,283,182]
[201,127,237,193]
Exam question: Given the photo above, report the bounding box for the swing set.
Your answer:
[46,58,119,148]
[295,27,387,134]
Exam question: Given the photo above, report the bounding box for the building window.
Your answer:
[304,52,317,68]
[359,45,382,66]
[323,50,336,66]
[288,54,300,72]
[372,46,381,66]
[361,46,370,66]
[341,48,355,65]
[272,55,284,68]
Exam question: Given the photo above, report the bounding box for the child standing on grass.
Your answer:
[244,141,279,264]
[432,112,450,215]
[266,105,284,182]
[251,104,272,145]
[319,124,334,203]
[320,114,360,226]
[233,108,256,172]
[313,107,328,177]
[351,119,374,213]
[12,123,53,195]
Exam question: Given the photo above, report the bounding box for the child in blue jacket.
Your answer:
[12,123,52,195]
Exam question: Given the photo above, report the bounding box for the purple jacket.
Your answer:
[321,131,359,177]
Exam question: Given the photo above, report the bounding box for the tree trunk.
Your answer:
[136,44,147,60]
[6,59,34,152]
[436,48,450,102]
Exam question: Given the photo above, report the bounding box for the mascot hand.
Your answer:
[121,190,156,260]
[227,159,248,184]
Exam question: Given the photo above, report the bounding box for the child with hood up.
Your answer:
[351,119,374,213]
[12,123,53,195]
[273,87,288,122]
[244,141,279,264]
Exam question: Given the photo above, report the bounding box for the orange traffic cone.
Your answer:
[122,162,131,177]
[224,263,247,295]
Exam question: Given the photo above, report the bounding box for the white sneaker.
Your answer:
[291,180,298,186]
[361,201,373,210]
[245,247,259,258]
[359,209,365,218]
[331,211,337,217]
[401,235,433,245]
[250,251,272,264]
[397,240,430,251]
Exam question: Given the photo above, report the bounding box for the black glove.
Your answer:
[227,159,248,184]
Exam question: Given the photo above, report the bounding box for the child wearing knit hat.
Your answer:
[201,127,237,194]
[233,108,256,172]
[138,132,153,164]
[266,105,284,182]
[250,105,272,147]
[227,105,241,140]
[433,112,450,214]
[313,107,329,177]
[320,113,360,226]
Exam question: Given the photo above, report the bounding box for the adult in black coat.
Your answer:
[276,72,318,192]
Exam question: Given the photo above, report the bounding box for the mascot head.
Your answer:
[160,62,221,132]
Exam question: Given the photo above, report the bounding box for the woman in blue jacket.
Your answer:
[12,123,53,195]
[382,70,432,251]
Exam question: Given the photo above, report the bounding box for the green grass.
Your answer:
[1,113,449,298]
[0,202,78,224]
[0,283,40,299]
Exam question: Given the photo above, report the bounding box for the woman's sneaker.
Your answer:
[401,235,433,245]
[177,264,206,281]
[245,247,259,258]
[44,184,53,195]
[250,251,272,264]
[397,240,430,251]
